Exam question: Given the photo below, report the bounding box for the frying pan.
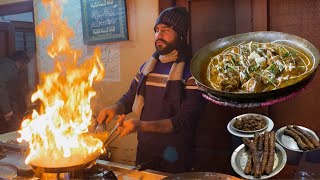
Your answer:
[30,123,120,173]
[190,31,320,103]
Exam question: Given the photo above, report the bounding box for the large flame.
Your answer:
[17,0,105,167]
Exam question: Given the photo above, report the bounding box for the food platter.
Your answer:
[190,31,320,103]
[275,126,320,152]
[231,113,269,133]
[231,143,287,179]
[227,114,274,138]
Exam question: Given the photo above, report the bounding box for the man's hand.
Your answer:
[96,103,125,125]
[4,111,14,122]
[117,116,140,137]
[97,106,117,124]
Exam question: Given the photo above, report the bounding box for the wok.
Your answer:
[190,31,320,103]
[30,158,96,173]
[30,123,119,173]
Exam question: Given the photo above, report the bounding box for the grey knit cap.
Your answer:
[154,7,189,39]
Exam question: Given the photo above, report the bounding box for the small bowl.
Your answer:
[231,113,270,134]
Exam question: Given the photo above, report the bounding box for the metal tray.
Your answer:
[230,113,269,134]
[275,126,320,152]
[231,143,287,179]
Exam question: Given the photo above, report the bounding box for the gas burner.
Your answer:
[36,172,71,180]
[0,143,102,179]
[31,164,102,179]
[0,141,167,180]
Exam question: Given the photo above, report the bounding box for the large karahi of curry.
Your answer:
[190,31,320,102]
[206,41,313,93]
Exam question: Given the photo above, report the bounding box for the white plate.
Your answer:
[231,143,287,179]
[230,113,269,133]
[227,114,274,138]
[275,125,320,152]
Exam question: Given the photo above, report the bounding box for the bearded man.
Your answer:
[97,7,205,173]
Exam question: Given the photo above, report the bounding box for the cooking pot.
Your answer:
[30,124,119,173]
[190,31,320,103]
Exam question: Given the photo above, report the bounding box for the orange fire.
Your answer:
[17,0,105,167]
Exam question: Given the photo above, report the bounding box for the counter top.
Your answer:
[1,131,319,179]
[0,131,169,179]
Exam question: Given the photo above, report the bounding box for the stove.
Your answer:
[0,140,169,180]
[30,164,110,180]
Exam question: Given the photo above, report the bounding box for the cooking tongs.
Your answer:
[103,123,120,148]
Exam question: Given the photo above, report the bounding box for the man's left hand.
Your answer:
[117,116,140,137]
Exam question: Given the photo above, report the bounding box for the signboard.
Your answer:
[80,0,128,44]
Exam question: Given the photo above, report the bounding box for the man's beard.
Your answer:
[155,38,178,55]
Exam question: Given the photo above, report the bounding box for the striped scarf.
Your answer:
[132,50,185,117]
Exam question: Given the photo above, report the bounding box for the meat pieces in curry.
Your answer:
[206,41,313,93]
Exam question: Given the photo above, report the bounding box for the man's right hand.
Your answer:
[117,117,140,137]
[97,106,117,124]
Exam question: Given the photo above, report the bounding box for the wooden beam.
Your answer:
[252,0,267,31]
[0,0,33,16]
[235,0,252,33]
[176,0,189,7]
[11,21,34,31]
[8,23,16,55]
[159,0,175,13]
[0,22,10,30]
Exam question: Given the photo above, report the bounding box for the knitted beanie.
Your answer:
[154,7,189,39]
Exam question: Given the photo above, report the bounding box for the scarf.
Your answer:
[132,50,185,117]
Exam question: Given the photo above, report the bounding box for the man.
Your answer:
[97,7,205,173]
[0,51,29,133]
